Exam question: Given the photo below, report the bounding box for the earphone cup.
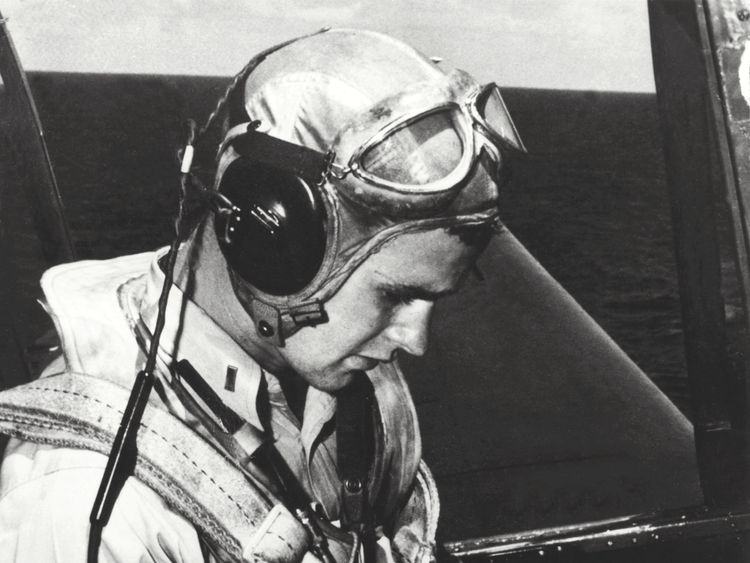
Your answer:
[215,158,327,296]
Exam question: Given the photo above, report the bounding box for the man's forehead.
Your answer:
[372,270,460,299]
[368,231,478,291]
[377,228,477,261]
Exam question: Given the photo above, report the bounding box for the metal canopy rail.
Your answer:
[445,505,750,559]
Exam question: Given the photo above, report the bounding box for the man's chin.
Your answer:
[292,355,383,393]
[304,361,377,393]
[302,369,357,393]
[346,356,380,371]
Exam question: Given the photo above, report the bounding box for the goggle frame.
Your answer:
[329,82,524,194]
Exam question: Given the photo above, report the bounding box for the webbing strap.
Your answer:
[231,128,331,183]
[337,371,377,562]
[0,372,310,563]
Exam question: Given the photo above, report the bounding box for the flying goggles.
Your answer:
[328,78,526,199]
[215,69,525,220]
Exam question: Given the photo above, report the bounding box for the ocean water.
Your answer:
[24,73,687,411]
[501,89,688,411]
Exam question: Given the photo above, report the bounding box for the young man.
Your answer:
[0,29,523,562]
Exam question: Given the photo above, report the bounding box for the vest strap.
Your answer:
[0,372,311,563]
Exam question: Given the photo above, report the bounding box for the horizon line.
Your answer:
[22,70,657,95]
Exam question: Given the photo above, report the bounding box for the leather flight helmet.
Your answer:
[212,28,523,344]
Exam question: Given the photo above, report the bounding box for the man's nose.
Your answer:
[386,300,434,357]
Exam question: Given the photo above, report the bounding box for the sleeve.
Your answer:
[390,460,440,563]
[0,439,207,563]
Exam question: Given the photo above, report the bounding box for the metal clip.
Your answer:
[321,150,350,183]
[328,160,350,181]
[342,478,366,526]
[208,191,234,214]
[296,506,336,563]
[249,204,281,234]
[288,300,328,328]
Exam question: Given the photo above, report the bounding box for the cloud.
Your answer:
[248,0,363,21]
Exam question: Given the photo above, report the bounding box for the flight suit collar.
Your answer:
[137,248,337,455]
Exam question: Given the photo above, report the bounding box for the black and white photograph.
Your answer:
[0,1,748,561]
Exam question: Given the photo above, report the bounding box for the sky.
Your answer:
[1,0,655,92]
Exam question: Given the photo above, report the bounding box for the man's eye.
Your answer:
[381,289,415,306]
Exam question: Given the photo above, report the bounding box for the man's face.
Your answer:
[278,228,484,391]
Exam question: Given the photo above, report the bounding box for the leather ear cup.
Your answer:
[215,158,327,296]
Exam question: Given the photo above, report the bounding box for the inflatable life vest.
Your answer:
[0,251,438,563]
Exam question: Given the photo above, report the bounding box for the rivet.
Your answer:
[258,321,274,337]
[345,479,362,493]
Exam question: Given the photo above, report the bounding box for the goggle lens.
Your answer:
[360,109,464,186]
[476,86,526,153]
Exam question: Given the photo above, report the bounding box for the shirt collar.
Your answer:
[302,387,337,458]
[264,370,338,461]
[137,248,339,455]
[139,248,265,431]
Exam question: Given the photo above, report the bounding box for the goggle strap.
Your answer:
[196,27,331,143]
[230,127,331,183]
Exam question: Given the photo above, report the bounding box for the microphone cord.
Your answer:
[86,121,195,563]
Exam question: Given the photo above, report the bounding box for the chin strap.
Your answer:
[226,262,328,347]
[337,372,377,563]
[249,298,328,346]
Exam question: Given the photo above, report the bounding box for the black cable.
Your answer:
[86,121,195,563]
[145,122,194,373]
[86,523,102,563]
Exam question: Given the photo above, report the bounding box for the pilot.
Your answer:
[0,29,524,562]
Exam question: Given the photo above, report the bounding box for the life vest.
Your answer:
[0,252,438,563]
